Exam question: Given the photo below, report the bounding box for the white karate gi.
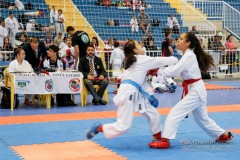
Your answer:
[55,14,66,37]
[50,9,58,24]
[158,49,225,139]
[8,59,33,73]
[59,46,75,57]
[102,55,178,138]
[167,17,180,29]
[5,17,19,48]
[130,18,139,33]
[110,47,125,77]
[0,25,8,48]
[151,75,176,91]
[14,0,24,10]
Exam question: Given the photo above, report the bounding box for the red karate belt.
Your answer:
[181,78,202,118]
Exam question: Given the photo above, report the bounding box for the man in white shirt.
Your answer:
[50,5,57,25]
[55,9,65,38]
[130,15,139,33]
[109,41,124,77]
[0,19,8,48]
[5,13,19,48]
[167,14,180,33]
[14,0,24,10]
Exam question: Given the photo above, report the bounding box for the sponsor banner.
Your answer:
[13,72,83,94]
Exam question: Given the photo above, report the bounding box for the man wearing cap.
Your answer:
[0,19,8,48]
[138,8,151,34]
[209,32,225,51]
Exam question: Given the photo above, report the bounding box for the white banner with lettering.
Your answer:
[13,72,83,94]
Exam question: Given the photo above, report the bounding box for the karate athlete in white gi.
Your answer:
[109,41,125,77]
[86,40,180,143]
[151,75,177,93]
[5,13,19,48]
[130,15,139,33]
[149,32,233,149]
[55,9,65,38]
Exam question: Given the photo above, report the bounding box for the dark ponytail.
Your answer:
[124,40,137,69]
[185,32,215,73]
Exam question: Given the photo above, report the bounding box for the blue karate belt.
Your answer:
[121,79,159,108]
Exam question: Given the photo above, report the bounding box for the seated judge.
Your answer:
[78,45,108,105]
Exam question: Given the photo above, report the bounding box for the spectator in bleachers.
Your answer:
[19,33,28,47]
[130,15,139,33]
[146,40,158,55]
[190,26,199,35]
[50,6,58,25]
[225,34,238,76]
[209,32,225,51]
[198,37,206,50]
[161,31,174,57]
[107,19,114,26]
[1,37,13,60]
[14,0,24,10]
[79,45,108,105]
[138,8,151,34]
[0,19,8,48]
[59,37,67,50]
[43,32,54,49]
[53,32,63,47]
[104,38,114,50]
[110,41,125,77]
[146,31,154,46]
[91,36,100,57]
[167,14,180,34]
[5,13,19,48]
[59,37,75,58]
[132,0,142,11]
[124,0,132,7]
[62,49,75,70]
[0,1,11,9]
[142,35,147,46]
[2,37,13,51]
[23,37,48,69]
[55,9,65,38]
[139,41,146,55]
[66,26,90,69]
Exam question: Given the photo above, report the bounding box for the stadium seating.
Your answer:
[0,0,50,40]
[72,0,188,48]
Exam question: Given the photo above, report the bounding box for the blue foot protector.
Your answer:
[86,122,101,139]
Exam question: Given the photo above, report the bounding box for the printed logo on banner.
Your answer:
[69,78,80,92]
[16,80,30,88]
[45,79,53,92]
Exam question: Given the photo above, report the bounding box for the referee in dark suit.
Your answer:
[79,45,108,105]
[22,37,47,69]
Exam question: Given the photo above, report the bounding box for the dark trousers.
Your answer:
[84,79,109,101]
[226,53,236,74]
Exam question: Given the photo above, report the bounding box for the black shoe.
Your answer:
[98,99,108,105]
[92,99,99,105]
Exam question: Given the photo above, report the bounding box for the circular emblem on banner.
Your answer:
[81,34,89,44]
[45,79,53,92]
[69,78,80,92]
